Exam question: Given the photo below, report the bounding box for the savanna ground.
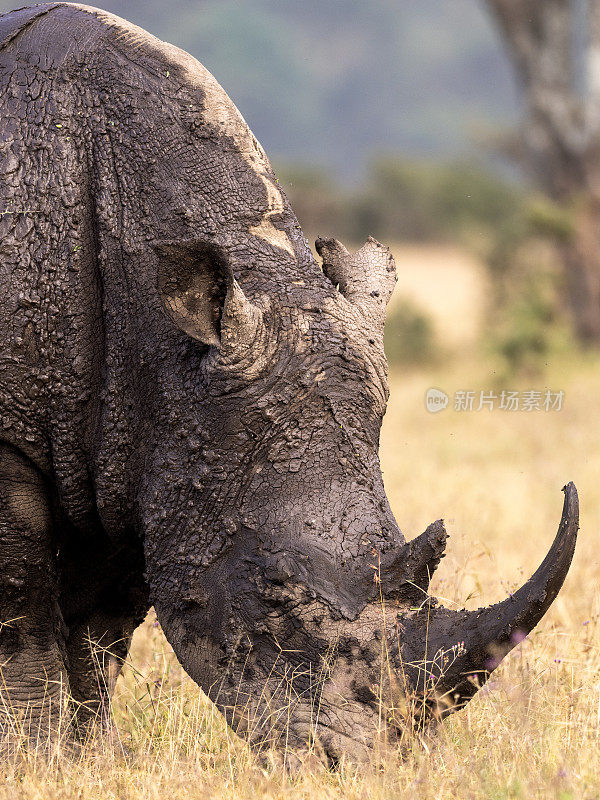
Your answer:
[3,246,600,799]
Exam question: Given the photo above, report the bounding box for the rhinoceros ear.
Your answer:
[154,239,261,349]
[315,236,397,323]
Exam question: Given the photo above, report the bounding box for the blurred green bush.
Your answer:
[354,157,525,246]
[384,298,437,368]
[277,156,525,250]
[485,234,570,377]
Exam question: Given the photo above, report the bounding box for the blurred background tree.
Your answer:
[487,0,600,344]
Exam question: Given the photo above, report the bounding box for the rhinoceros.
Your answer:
[0,2,578,761]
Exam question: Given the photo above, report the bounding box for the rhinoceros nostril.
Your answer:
[324,747,340,771]
[351,682,378,705]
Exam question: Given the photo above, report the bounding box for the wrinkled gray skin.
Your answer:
[0,3,579,762]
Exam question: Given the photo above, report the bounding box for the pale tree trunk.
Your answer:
[487,0,600,342]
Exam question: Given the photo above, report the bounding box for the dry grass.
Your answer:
[3,247,600,798]
[389,244,490,348]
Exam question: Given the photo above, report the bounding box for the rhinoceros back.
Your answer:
[0,5,106,524]
[0,3,213,532]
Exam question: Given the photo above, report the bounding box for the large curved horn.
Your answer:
[398,483,579,714]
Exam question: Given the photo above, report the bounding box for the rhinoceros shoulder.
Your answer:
[0,3,293,256]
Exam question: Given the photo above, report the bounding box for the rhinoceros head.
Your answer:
[144,230,578,763]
